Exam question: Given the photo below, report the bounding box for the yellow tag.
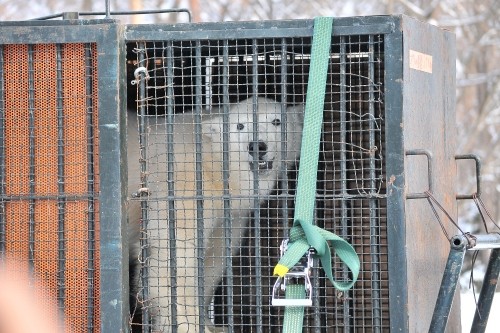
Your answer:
[273,264,289,277]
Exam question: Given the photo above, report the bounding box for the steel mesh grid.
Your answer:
[131,33,387,332]
[0,43,100,333]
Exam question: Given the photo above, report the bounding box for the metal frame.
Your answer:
[0,19,127,333]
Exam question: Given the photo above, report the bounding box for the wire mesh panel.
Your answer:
[128,23,388,332]
[0,42,100,333]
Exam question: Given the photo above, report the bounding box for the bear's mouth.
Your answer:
[249,159,274,172]
[248,140,274,172]
[258,160,273,170]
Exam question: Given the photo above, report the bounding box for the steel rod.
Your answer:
[165,40,177,332]
[27,45,36,274]
[136,41,151,333]
[194,40,206,332]
[55,43,66,322]
[368,34,382,333]
[470,248,500,332]
[252,39,263,333]
[466,233,500,250]
[429,235,467,332]
[339,35,352,330]
[221,39,234,329]
[84,43,96,333]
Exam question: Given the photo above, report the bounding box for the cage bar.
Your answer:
[0,45,5,256]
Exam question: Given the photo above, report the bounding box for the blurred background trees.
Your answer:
[0,0,498,284]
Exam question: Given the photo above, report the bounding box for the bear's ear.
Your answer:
[201,116,222,142]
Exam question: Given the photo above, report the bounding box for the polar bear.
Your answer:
[128,97,303,333]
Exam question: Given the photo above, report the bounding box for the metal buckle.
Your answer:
[272,240,314,307]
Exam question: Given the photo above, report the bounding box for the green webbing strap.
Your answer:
[283,285,306,332]
[274,16,360,333]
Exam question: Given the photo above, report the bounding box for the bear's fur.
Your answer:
[128,97,303,332]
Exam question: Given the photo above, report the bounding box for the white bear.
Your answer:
[128,97,303,333]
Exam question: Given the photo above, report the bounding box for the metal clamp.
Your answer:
[272,240,314,307]
[131,187,150,198]
[455,154,481,200]
[131,66,150,85]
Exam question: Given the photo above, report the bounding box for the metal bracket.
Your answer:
[272,240,314,307]
[405,149,433,199]
[455,154,481,200]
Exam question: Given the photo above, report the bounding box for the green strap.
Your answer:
[283,285,306,332]
[274,16,360,333]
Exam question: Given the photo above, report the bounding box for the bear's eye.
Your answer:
[236,123,245,130]
[271,119,281,126]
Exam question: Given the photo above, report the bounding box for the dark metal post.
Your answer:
[429,235,467,332]
[470,248,500,332]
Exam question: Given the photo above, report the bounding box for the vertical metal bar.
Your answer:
[278,38,292,330]
[221,39,234,330]
[55,43,66,320]
[0,45,5,257]
[27,45,36,273]
[429,236,466,332]
[96,22,128,333]
[368,34,382,333]
[104,0,111,18]
[135,41,151,333]
[165,40,178,332]
[84,43,96,333]
[383,24,407,333]
[470,248,500,332]
[194,40,206,332]
[251,39,263,333]
[339,36,351,331]
[279,39,289,239]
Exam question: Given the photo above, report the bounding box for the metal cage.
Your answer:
[0,15,458,333]
[125,16,458,333]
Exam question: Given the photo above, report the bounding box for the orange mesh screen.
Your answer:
[2,43,100,333]
[4,45,30,266]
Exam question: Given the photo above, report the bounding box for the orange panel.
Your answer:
[4,45,30,263]
[32,43,60,320]
[2,43,100,333]
[62,43,89,332]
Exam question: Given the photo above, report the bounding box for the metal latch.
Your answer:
[272,240,314,307]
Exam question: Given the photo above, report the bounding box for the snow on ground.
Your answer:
[461,291,500,332]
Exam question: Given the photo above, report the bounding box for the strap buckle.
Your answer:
[272,240,314,307]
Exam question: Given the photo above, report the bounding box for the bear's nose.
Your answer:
[248,140,267,159]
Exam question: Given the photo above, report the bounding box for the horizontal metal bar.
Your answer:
[0,194,96,201]
[32,8,192,22]
[125,18,396,41]
[138,192,387,202]
[0,22,118,44]
[466,233,500,250]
